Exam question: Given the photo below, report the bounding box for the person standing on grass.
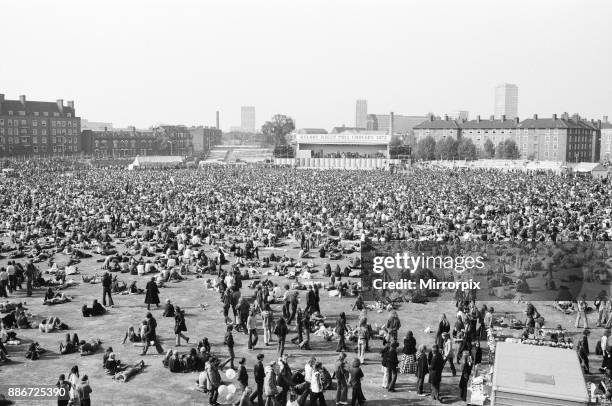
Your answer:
[415,345,429,396]
[386,341,399,392]
[335,352,349,405]
[349,358,366,406]
[77,375,92,406]
[335,312,348,352]
[262,303,273,346]
[442,332,456,376]
[206,358,222,406]
[429,344,444,401]
[174,306,190,346]
[459,351,473,402]
[273,317,288,357]
[141,312,164,355]
[56,374,71,406]
[247,309,259,350]
[310,362,327,406]
[144,277,160,310]
[101,272,114,307]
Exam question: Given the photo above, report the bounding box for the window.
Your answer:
[8,128,12,136]
[68,121,72,127]
[42,136,47,143]
[34,112,39,117]
[42,129,47,136]
[33,146,38,153]
[21,120,26,125]
[67,113,72,118]
[8,119,12,126]
[19,111,25,116]
[68,129,72,135]
[32,129,37,136]
[52,129,56,135]
[8,111,13,116]
[33,120,38,127]
[43,112,48,117]
[53,112,59,117]
[33,137,38,144]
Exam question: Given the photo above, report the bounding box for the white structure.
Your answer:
[494,83,518,119]
[294,130,391,159]
[128,155,184,170]
[355,99,367,129]
[240,106,256,133]
[600,116,612,161]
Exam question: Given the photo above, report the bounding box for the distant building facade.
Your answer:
[0,94,80,157]
[460,115,519,154]
[190,126,222,153]
[600,116,612,162]
[81,119,113,132]
[241,106,256,133]
[366,114,427,134]
[153,125,193,156]
[355,99,367,129]
[413,115,462,142]
[494,83,518,119]
[82,127,158,158]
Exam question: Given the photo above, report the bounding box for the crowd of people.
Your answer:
[1,160,612,405]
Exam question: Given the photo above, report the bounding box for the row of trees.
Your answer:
[414,136,520,161]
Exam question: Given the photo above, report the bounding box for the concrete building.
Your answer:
[190,126,222,153]
[366,113,427,134]
[494,83,518,119]
[152,125,193,156]
[517,113,600,162]
[81,127,157,158]
[81,119,113,132]
[0,94,80,156]
[600,116,612,162]
[460,115,519,154]
[241,106,255,133]
[355,99,367,129]
[413,115,462,142]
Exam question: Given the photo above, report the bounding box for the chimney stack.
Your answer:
[216,111,220,129]
[443,114,449,121]
[533,114,538,120]
[515,117,520,124]
[389,112,394,135]
[604,115,609,123]
[476,115,481,123]
[552,113,557,120]
[598,120,602,129]
[67,100,74,109]
[19,95,26,105]
[562,112,569,120]
[501,115,506,122]
[57,99,64,112]
[429,114,434,122]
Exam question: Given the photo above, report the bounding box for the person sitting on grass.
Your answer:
[122,325,143,344]
[79,339,102,356]
[25,342,45,360]
[59,333,80,355]
[82,300,106,317]
[168,350,183,373]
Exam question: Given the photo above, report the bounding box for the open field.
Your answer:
[0,236,601,406]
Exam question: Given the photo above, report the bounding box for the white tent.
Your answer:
[129,156,184,169]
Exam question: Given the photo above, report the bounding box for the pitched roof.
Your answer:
[518,118,586,129]
[460,119,518,129]
[0,99,76,117]
[413,119,461,130]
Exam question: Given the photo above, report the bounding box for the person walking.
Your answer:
[206,358,222,406]
[442,332,456,376]
[174,306,190,346]
[310,362,327,406]
[250,354,265,406]
[356,318,369,364]
[335,312,348,352]
[102,272,114,307]
[273,317,288,357]
[458,351,473,402]
[261,304,273,346]
[56,374,71,406]
[576,295,589,329]
[77,375,93,406]
[144,277,160,310]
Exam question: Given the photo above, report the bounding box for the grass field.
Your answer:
[0,237,599,406]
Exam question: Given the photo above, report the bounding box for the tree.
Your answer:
[389,135,403,147]
[457,138,477,160]
[435,137,458,160]
[503,139,520,159]
[495,142,505,158]
[261,114,295,145]
[483,138,495,158]
[415,136,436,160]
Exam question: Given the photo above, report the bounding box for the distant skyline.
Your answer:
[1,0,610,131]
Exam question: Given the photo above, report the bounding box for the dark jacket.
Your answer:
[428,351,444,385]
[144,281,160,305]
[174,313,187,334]
[416,353,429,379]
[254,361,265,384]
[238,365,248,387]
[386,348,399,369]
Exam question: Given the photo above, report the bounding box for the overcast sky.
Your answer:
[1,0,610,131]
